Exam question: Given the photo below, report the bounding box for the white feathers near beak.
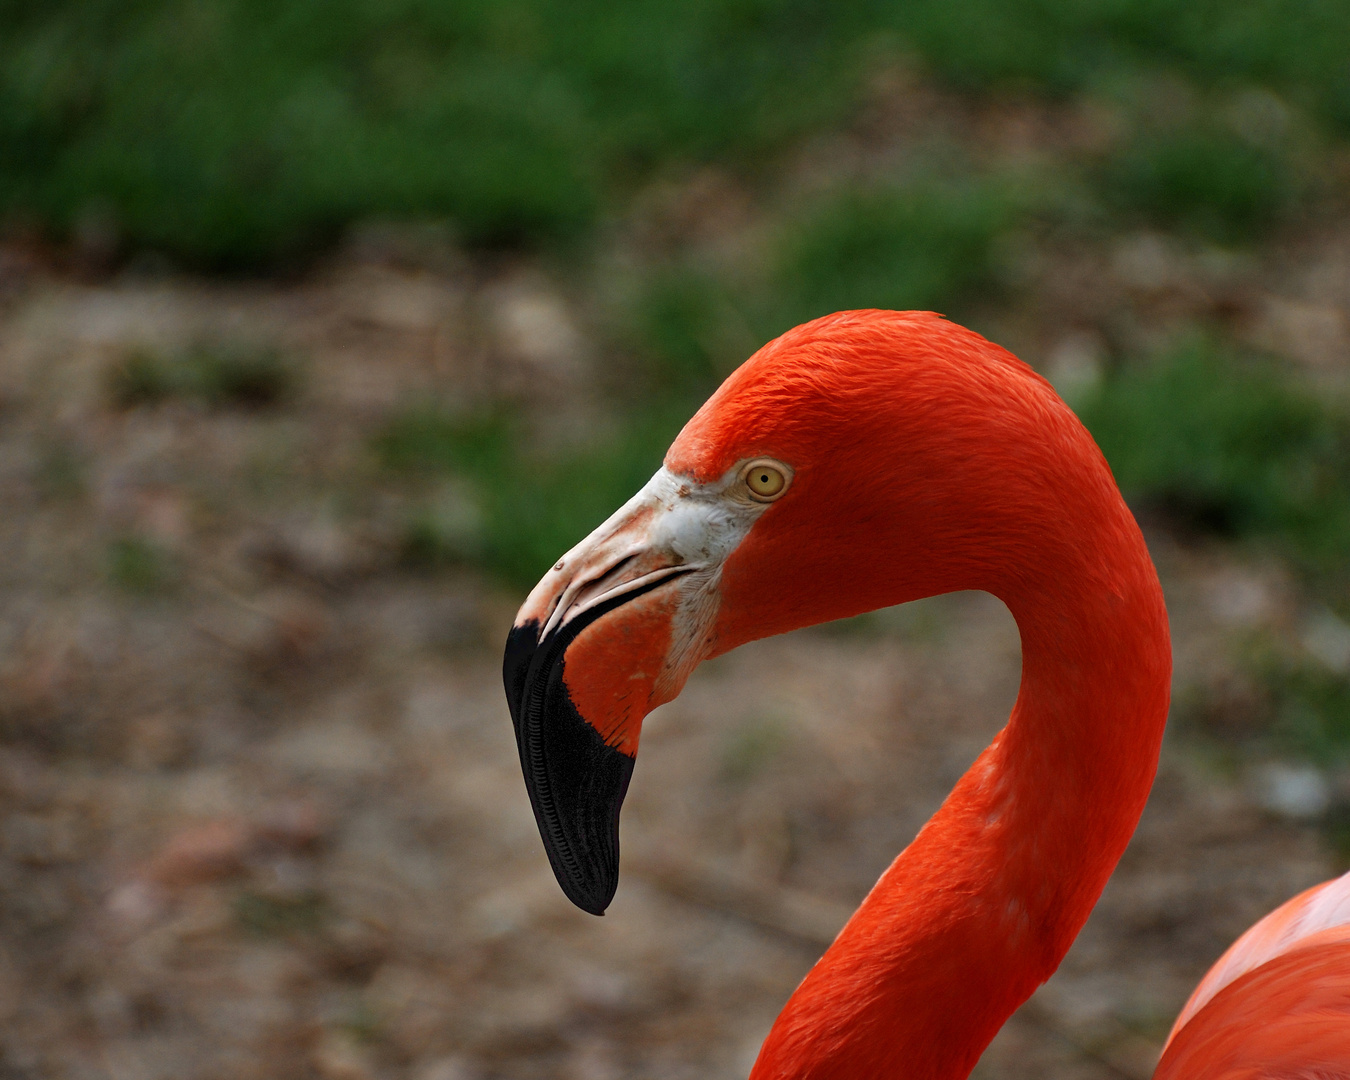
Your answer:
[511,461,789,694]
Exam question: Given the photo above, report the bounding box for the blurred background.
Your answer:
[2,2,1350,1077]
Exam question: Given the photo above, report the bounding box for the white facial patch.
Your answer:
[643,465,775,565]
[629,464,775,695]
[514,461,781,698]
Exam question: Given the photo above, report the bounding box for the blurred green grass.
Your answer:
[768,182,1012,329]
[626,178,1017,396]
[1269,662,1350,765]
[1101,124,1297,243]
[376,408,686,586]
[233,889,327,938]
[0,0,874,264]
[106,535,177,595]
[109,342,297,409]
[1180,633,1350,767]
[1078,340,1350,587]
[4,0,1350,264]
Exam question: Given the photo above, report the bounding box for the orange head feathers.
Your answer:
[663,310,1144,655]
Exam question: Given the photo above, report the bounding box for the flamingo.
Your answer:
[502,310,1350,1078]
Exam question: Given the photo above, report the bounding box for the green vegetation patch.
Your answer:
[892,0,1350,128]
[109,343,297,409]
[625,268,751,400]
[719,716,789,783]
[1267,662,1350,765]
[624,179,1015,403]
[768,182,1011,332]
[6,0,1350,265]
[1079,340,1350,585]
[376,407,685,587]
[34,442,85,501]
[399,481,485,570]
[0,0,879,265]
[106,535,176,595]
[233,889,327,937]
[1182,634,1350,767]
[1101,125,1296,243]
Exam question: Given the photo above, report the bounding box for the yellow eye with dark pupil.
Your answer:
[747,466,785,498]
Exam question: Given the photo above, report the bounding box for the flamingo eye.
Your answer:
[743,461,788,500]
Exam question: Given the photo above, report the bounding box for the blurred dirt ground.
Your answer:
[0,250,1343,1080]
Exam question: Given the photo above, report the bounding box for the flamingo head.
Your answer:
[504,310,1092,914]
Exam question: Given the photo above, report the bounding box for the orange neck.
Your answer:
[750,501,1171,1079]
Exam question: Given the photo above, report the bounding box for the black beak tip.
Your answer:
[562,869,616,918]
[504,619,635,917]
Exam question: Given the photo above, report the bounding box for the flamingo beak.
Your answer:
[503,488,699,915]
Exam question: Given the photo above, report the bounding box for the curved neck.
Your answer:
[750,503,1171,1080]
